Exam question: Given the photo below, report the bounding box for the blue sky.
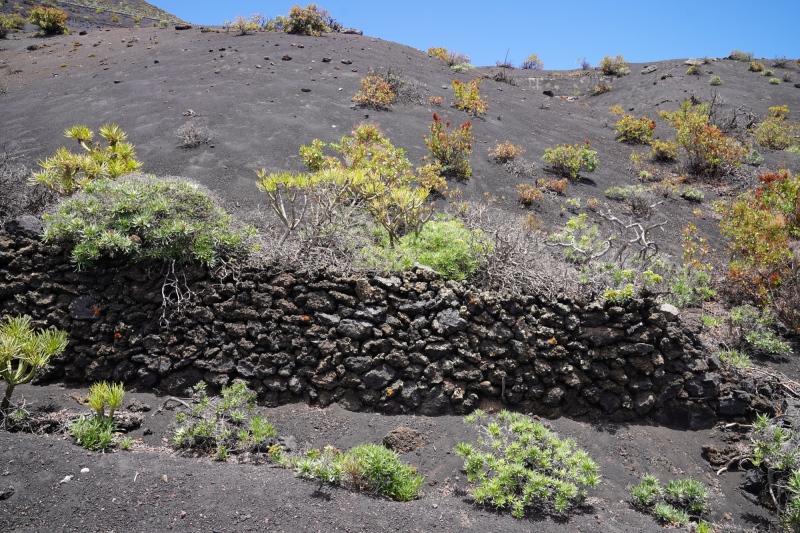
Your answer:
[158,1,800,70]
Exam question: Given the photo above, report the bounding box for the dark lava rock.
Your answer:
[282,55,292,61]
[337,319,373,341]
[175,24,192,30]
[419,385,450,416]
[362,365,398,389]
[4,215,42,239]
[383,427,425,454]
[0,487,14,501]
[741,468,765,494]
[434,308,468,336]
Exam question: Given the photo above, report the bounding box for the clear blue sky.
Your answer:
[157,1,800,70]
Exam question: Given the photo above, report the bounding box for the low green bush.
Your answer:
[728,304,791,357]
[709,75,723,86]
[542,141,599,179]
[42,175,258,270]
[69,414,115,451]
[171,382,278,461]
[456,409,600,518]
[363,216,489,281]
[630,475,711,529]
[294,443,423,501]
[615,114,656,144]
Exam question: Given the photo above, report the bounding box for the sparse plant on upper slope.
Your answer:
[425,113,474,180]
[520,54,543,70]
[659,101,746,177]
[452,79,487,115]
[615,113,656,144]
[28,6,69,35]
[753,106,800,151]
[599,55,629,76]
[542,141,598,179]
[285,3,338,35]
[488,141,524,163]
[352,74,396,109]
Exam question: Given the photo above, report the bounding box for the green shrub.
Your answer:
[517,183,543,206]
[709,75,723,86]
[680,185,704,202]
[42,175,258,270]
[520,54,544,70]
[87,381,125,420]
[718,349,752,368]
[592,81,612,95]
[659,101,746,177]
[363,217,489,281]
[761,69,775,77]
[231,14,262,35]
[352,75,395,110]
[542,141,599,179]
[171,382,278,460]
[630,475,711,528]
[31,124,141,196]
[599,55,629,76]
[456,409,600,518]
[488,141,524,163]
[286,3,337,35]
[427,47,470,67]
[717,170,800,330]
[68,414,115,451]
[424,113,474,179]
[749,61,765,72]
[28,6,69,34]
[769,77,781,85]
[452,78,487,115]
[615,114,656,144]
[0,315,68,414]
[295,443,423,501]
[649,139,679,162]
[747,414,800,530]
[0,13,25,37]
[728,304,791,357]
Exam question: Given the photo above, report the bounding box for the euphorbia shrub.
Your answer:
[424,113,473,179]
[717,169,800,331]
[659,102,746,177]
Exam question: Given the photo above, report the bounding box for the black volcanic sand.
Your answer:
[0,383,776,532]
[1,23,800,532]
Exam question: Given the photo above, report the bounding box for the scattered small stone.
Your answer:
[641,65,657,74]
[174,24,192,30]
[79,31,87,36]
[180,510,187,519]
[80,468,89,474]
[296,44,305,49]
[282,55,292,61]
[59,475,72,484]
[301,88,311,92]
[113,80,122,84]
[256,65,261,69]
[321,57,331,62]
[0,487,13,500]
[341,59,352,65]
[154,60,159,64]
[263,56,269,60]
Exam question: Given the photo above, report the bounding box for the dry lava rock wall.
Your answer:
[0,222,739,426]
